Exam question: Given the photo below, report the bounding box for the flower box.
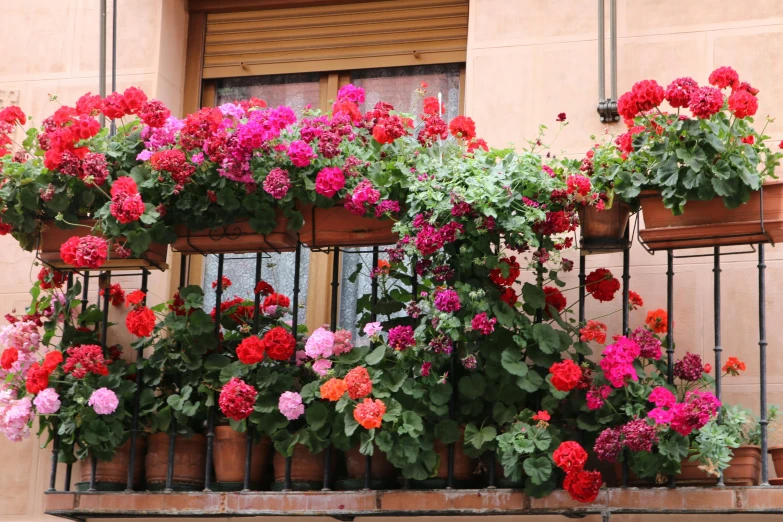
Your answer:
[578,202,632,253]
[639,181,783,250]
[38,220,168,271]
[212,426,270,491]
[723,445,761,486]
[145,433,207,491]
[171,215,295,255]
[295,203,398,248]
[75,437,146,491]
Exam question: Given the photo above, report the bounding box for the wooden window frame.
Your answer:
[176,3,465,329]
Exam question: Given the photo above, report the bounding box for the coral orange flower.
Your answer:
[580,320,607,344]
[377,259,391,274]
[320,378,348,402]
[645,309,668,334]
[628,291,643,311]
[353,398,386,429]
[722,356,746,376]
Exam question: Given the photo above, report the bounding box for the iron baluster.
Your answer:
[621,225,630,335]
[204,254,225,492]
[759,243,769,485]
[322,248,340,491]
[284,242,302,492]
[126,269,149,491]
[666,249,675,488]
[365,246,380,490]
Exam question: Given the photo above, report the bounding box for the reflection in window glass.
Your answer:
[339,64,461,337]
[352,64,461,124]
[216,73,321,114]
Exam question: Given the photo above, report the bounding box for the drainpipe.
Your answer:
[110,0,117,135]
[597,0,620,122]
[99,0,107,127]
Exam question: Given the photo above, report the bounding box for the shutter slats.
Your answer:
[202,0,468,79]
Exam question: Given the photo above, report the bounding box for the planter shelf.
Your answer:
[38,220,168,271]
[296,203,398,248]
[639,182,783,251]
[171,216,296,255]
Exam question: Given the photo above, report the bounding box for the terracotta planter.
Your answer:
[145,433,207,490]
[213,426,271,486]
[434,430,478,482]
[171,214,295,254]
[723,445,761,486]
[578,202,632,253]
[675,458,719,486]
[76,437,146,491]
[38,219,168,271]
[638,181,783,250]
[272,444,336,485]
[344,446,397,481]
[295,203,398,247]
[769,445,783,478]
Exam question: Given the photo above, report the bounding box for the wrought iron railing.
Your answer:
[41,217,780,519]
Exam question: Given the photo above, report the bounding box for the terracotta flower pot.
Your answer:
[723,445,761,486]
[171,214,295,254]
[578,202,632,253]
[145,432,207,490]
[769,445,783,478]
[77,437,146,491]
[272,444,336,485]
[38,219,168,271]
[434,430,478,482]
[295,203,398,247]
[675,458,719,486]
[638,181,783,250]
[344,445,397,481]
[213,426,271,486]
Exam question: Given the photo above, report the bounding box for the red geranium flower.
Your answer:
[25,363,51,394]
[344,366,372,400]
[500,287,518,306]
[126,306,156,337]
[42,350,63,372]
[728,89,758,119]
[353,398,386,430]
[489,256,521,287]
[645,308,668,334]
[1,347,18,370]
[628,291,643,311]
[263,293,290,309]
[543,286,566,317]
[549,360,583,392]
[100,283,125,306]
[564,469,603,503]
[553,441,588,473]
[722,356,746,376]
[708,66,740,90]
[212,276,232,291]
[585,268,620,302]
[126,290,146,307]
[254,280,274,296]
[218,377,257,421]
[37,267,66,290]
[448,115,477,141]
[237,336,265,364]
[579,320,607,344]
[533,410,551,422]
[261,326,296,361]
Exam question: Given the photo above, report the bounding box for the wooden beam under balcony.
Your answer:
[44,487,783,519]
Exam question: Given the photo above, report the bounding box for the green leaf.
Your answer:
[434,420,459,444]
[382,398,402,423]
[365,345,386,366]
[531,324,560,354]
[516,370,544,393]
[430,381,452,406]
[204,354,231,371]
[398,411,424,437]
[523,456,552,485]
[305,402,329,431]
[464,423,497,450]
[458,374,486,400]
[501,348,529,377]
[655,157,680,187]
[345,412,360,437]
[522,283,545,309]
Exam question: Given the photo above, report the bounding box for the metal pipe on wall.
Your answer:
[99,0,107,127]
[596,0,619,122]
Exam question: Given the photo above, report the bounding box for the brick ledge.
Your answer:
[44,487,783,518]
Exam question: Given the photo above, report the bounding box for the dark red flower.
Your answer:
[37,267,65,290]
[585,268,621,302]
[664,77,699,108]
[708,66,739,90]
[254,280,274,296]
[99,283,125,306]
[543,286,567,316]
[689,86,724,119]
[630,80,664,112]
[564,469,603,503]
[489,257,520,287]
[139,99,171,128]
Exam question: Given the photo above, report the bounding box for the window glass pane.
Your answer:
[216,73,321,114]
[206,73,317,317]
[339,64,461,337]
[351,64,461,123]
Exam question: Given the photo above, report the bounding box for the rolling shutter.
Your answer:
[201,0,468,79]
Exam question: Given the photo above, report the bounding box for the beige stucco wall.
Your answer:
[0,1,187,521]
[466,0,783,427]
[3,0,783,521]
